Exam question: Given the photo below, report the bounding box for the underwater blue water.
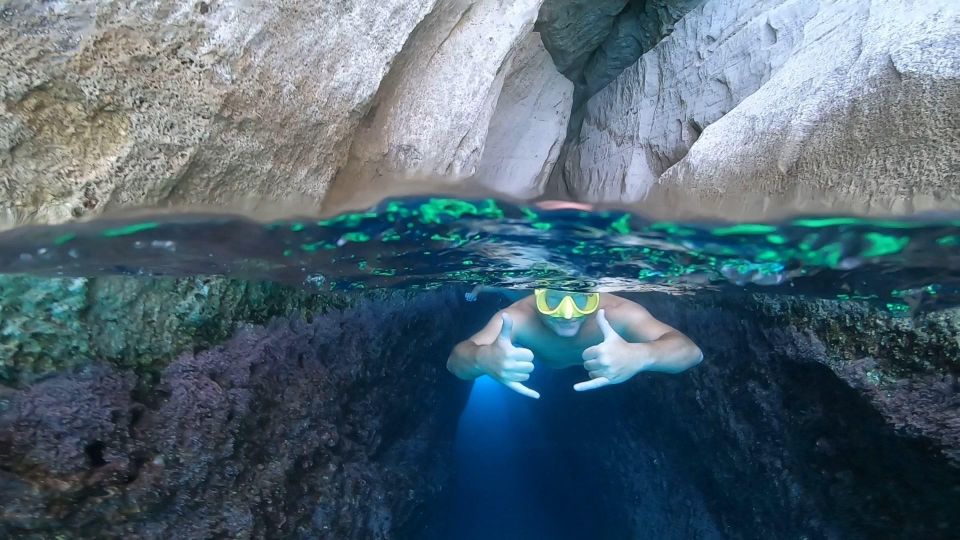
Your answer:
[422,370,625,540]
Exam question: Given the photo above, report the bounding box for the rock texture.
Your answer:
[536,0,701,99]
[536,0,628,80]
[0,0,438,227]
[0,275,348,387]
[0,290,470,539]
[611,291,960,538]
[469,32,573,199]
[491,292,960,538]
[554,0,960,218]
[325,0,544,210]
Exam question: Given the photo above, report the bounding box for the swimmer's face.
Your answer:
[539,313,588,337]
[535,289,597,337]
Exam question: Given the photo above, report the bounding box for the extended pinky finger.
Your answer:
[505,382,541,399]
[573,377,611,392]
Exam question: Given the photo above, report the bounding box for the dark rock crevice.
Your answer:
[536,0,704,140]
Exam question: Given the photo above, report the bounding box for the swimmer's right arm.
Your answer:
[447,312,540,399]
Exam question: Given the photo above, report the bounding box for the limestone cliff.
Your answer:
[1,0,576,226]
[0,0,440,227]
[552,0,960,218]
[469,32,573,199]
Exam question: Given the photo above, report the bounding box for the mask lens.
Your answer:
[535,289,599,317]
[545,291,566,310]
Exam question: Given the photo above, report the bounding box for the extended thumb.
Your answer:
[596,309,615,337]
[499,313,514,341]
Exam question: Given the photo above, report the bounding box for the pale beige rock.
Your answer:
[556,0,960,219]
[555,0,810,203]
[654,0,960,218]
[0,0,438,227]
[470,32,573,199]
[325,0,543,210]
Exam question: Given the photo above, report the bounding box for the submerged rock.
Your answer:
[0,275,347,387]
[610,292,960,538]
[0,290,470,538]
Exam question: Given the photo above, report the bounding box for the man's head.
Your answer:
[534,288,600,337]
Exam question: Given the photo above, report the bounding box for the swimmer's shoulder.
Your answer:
[600,293,651,317]
[499,296,539,335]
[506,295,537,317]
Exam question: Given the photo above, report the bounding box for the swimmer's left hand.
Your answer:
[574,309,652,392]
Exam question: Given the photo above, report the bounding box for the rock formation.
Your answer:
[0,275,348,387]
[1,0,579,226]
[0,289,471,538]
[469,32,573,199]
[610,291,960,538]
[553,0,960,218]
[324,0,545,209]
[0,0,444,227]
[536,0,701,101]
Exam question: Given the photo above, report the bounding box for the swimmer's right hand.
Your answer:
[477,313,539,399]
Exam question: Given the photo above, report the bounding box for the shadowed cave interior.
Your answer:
[3,285,957,539]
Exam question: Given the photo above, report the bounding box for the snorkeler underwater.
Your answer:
[1,1,959,539]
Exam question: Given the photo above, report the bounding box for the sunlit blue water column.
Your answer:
[426,370,608,539]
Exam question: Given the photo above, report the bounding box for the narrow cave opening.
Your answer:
[420,371,629,539]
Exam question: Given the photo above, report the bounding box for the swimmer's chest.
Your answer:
[517,326,603,368]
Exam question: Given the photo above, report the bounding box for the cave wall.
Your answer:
[0,0,575,227]
[0,275,352,387]
[553,0,960,218]
[597,292,960,538]
[0,289,472,539]
[469,31,574,199]
[535,0,701,134]
[324,0,544,209]
[0,0,441,226]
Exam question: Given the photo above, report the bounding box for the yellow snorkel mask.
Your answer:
[534,289,600,319]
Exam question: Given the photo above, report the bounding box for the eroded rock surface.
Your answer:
[325,0,544,209]
[0,275,348,387]
[536,0,701,100]
[612,292,960,538]
[555,0,960,218]
[0,290,469,539]
[470,32,573,199]
[0,0,437,226]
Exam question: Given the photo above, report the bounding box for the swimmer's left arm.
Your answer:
[576,305,702,392]
[614,304,703,374]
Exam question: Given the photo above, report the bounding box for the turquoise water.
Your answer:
[1,196,958,314]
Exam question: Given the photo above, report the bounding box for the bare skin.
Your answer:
[447,293,703,399]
